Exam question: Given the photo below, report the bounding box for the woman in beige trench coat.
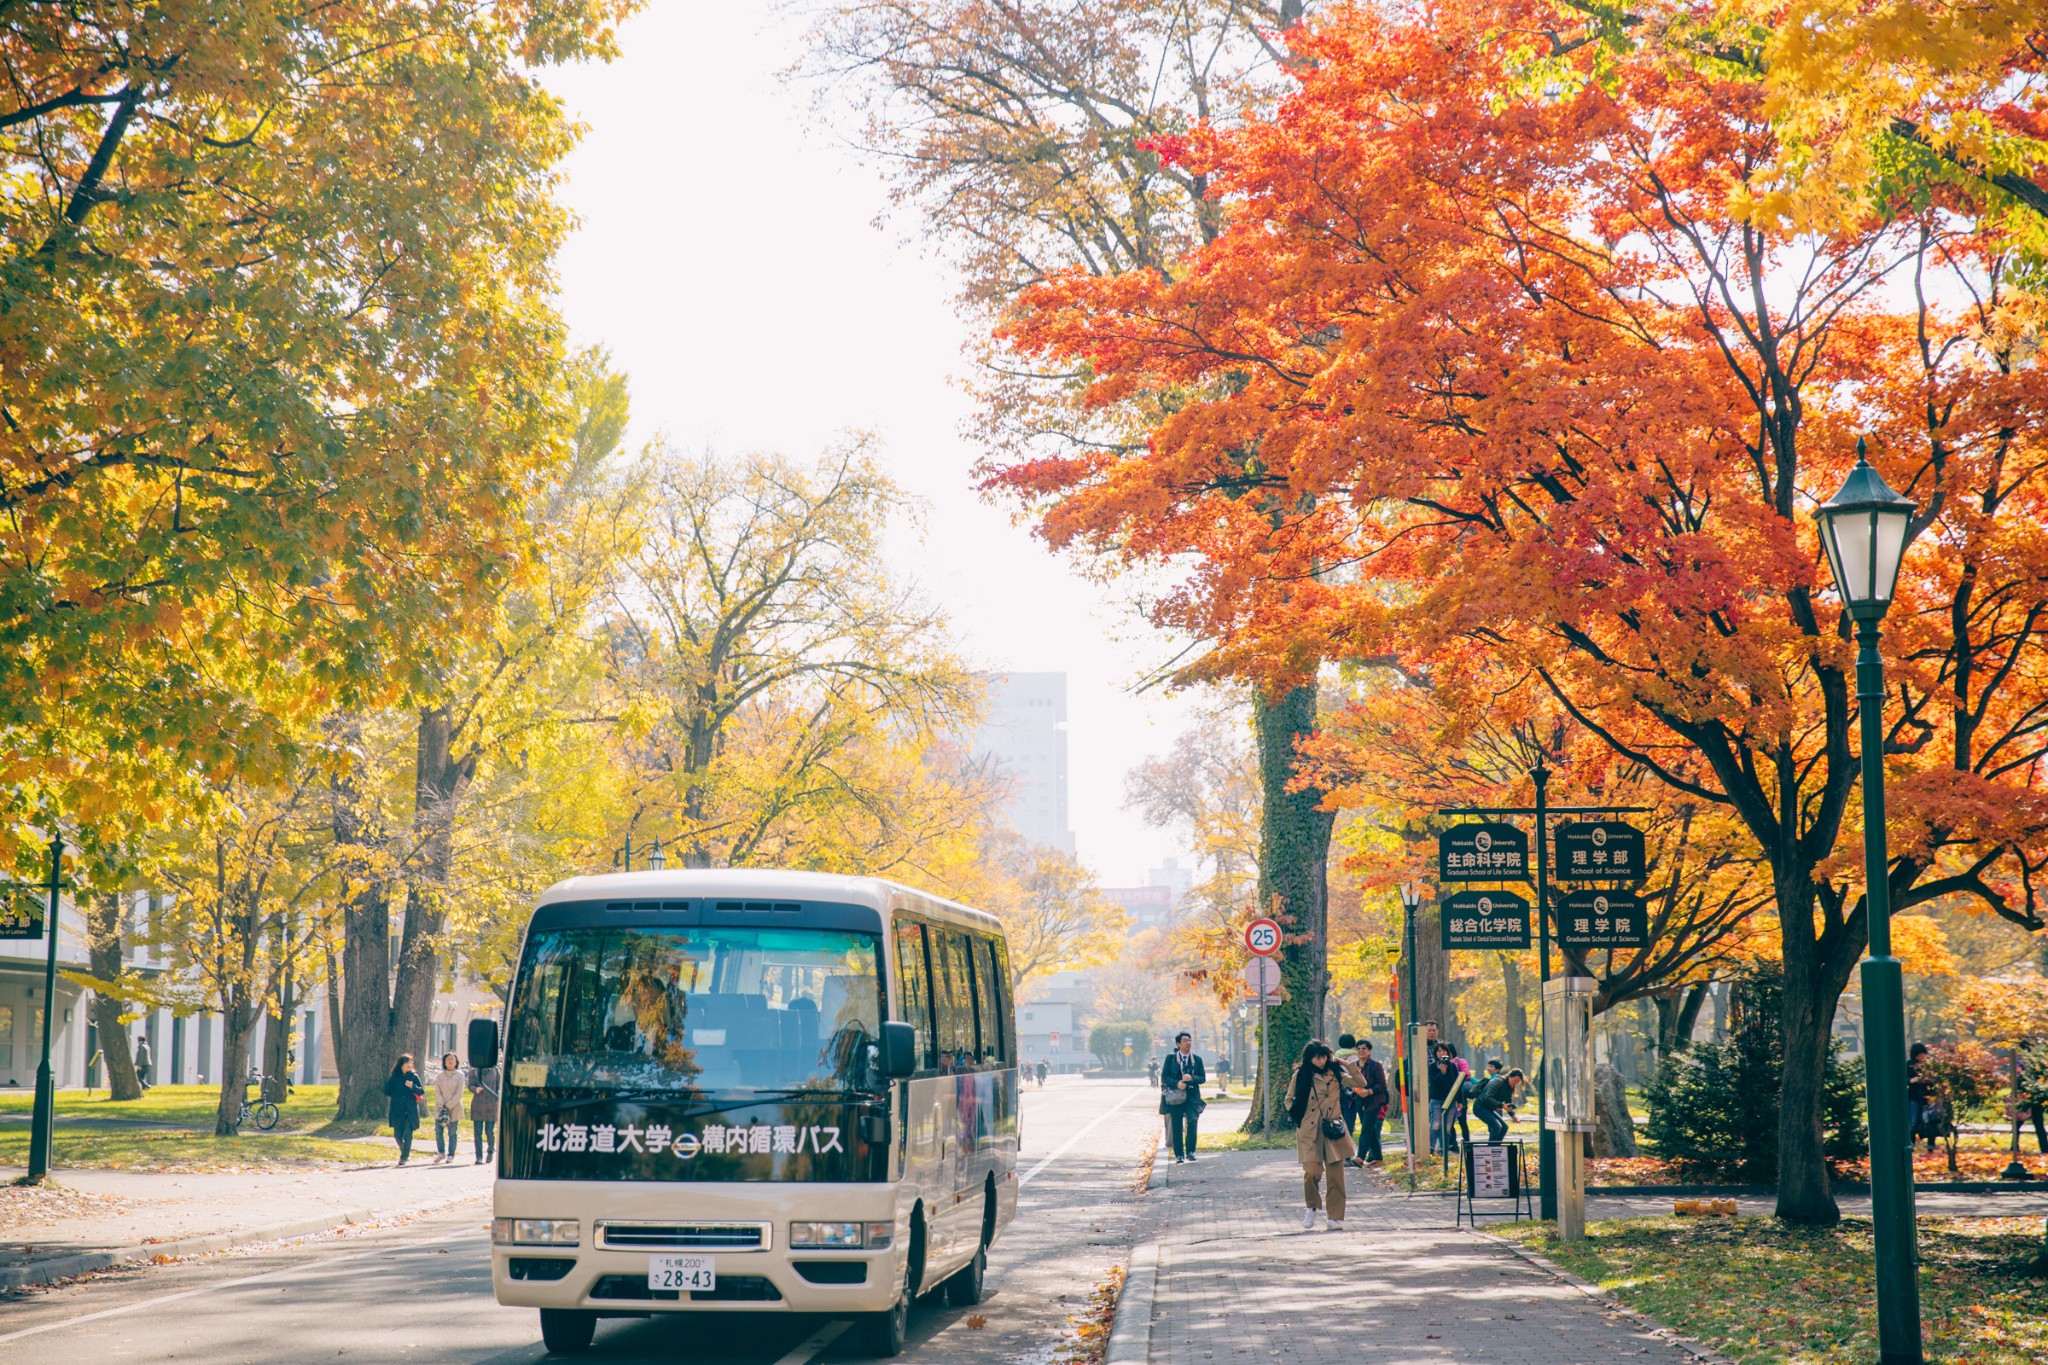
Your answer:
[1288,1040,1365,1230]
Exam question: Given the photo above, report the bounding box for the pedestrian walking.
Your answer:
[1907,1042,1938,1152]
[1147,1056,1161,1087]
[133,1035,153,1090]
[469,1057,500,1164]
[1288,1040,1362,1230]
[384,1053,426,1165]
[1217,1056,1232,1090]
[1160,1032,1206,1163]
[432,1051,466,1162]
[1036,1059,1049,1086]
[1351,1037,1389,1165]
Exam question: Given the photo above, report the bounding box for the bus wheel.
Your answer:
[943,1245,986,1308]
[862,1291,910,1357]
[539,1308,596,1354]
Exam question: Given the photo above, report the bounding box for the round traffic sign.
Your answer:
[1244,917,1281,957]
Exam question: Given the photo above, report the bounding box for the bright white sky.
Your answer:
[544,6,1204,886]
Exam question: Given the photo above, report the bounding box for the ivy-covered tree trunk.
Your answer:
[1244,684,1334,1132]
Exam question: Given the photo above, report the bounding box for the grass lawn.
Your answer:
[0,1125,394,1172]
[1494,1215,2048,1365]
[0,1084,402,1171]
[0,1083,342,1133]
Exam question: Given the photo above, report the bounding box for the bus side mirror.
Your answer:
[468,1017,500,1070]
[879,1021,916,1079]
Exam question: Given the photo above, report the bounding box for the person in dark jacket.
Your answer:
[1906,1042,1938,1152]
[384,1053,425,1165]
[1160,1032,1206,1163]
[1471,1059,1516,1142]
[469,1060,501,1165]
[1426,1044,1458,1153]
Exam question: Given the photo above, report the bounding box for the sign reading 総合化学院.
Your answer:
[1556,889,1649,950]
[1440,890,1532,949]
[1437,822,1529,882]
[1553,820,1645,884]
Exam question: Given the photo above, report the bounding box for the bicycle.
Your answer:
[239,1074,281,1131]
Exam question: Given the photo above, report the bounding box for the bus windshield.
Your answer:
[507,925,882,1094]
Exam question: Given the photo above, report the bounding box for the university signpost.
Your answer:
[13,835,66,1185]
[1437,794,1648,1223]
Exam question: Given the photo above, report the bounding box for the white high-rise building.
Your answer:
[972,672,1075,854]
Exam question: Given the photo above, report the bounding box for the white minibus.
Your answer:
[478,869,1019,1356]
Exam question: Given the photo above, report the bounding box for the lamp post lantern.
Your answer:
[646,839,667,872]
[1814,436,1923,1365]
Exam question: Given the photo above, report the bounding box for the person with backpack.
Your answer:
[1346,1036,1389,1165]
[469,1056,501,1165]
[1288,1040,1362,1229]
[1471,1060,1520,1142]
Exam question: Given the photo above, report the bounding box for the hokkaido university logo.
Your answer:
[534,1121,844,1158]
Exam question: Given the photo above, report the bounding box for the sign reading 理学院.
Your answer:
[1437,822,1529,882]
[1556,889,1649,950]
[1440,890,1532,948]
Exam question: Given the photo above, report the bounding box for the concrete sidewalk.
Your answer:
[0,1157,493,1291]
[1123,1148,1705,1365]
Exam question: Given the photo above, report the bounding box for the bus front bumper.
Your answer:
[491,1179,907,1315]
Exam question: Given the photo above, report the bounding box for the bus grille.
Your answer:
[594,1221,769,1251]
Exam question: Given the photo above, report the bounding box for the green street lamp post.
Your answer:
[1813,437,1923,1365]
[1400,880,1424,1182]
[26,834,65,1184]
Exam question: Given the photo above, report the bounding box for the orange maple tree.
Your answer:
[981,0,2048,1223]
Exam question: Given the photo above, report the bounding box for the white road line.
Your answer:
[1018,1085,1147,1188]
[0,1230,473,1345]
[771,1318,850,1365]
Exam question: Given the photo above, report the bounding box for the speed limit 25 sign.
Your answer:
[1244,917,1281,957]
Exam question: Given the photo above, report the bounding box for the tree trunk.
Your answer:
[1592,1062,1637,1157]
[390,705,477,1074]
[1671,982,1708,1054]
[215,994,257,1137]
[1503,952,1528,1071]
[85,892,143,1101]
[334,716,397,1122]
[1243,684,1333,1132]
[264,959,295,1102]
[1775,874,1861,1224]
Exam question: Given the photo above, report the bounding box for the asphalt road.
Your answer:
[0,1078,1161,1365]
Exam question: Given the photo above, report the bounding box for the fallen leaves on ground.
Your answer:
[1053,1263,1126,1365]
[1494,1215,2048,1364]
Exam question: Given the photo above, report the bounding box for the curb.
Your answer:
[1483,1233,1740,1365]
[1105,1242,1158,1365]
[0,1187,488,1293]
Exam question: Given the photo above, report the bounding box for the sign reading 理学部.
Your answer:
[1440,890,1532,949]
[1553,820,1645,884]
[1437,822,1529,882]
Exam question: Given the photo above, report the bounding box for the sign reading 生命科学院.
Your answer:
[1556,888,1648,950]
[1437,822,1528,882]
[1440,890,1532,949]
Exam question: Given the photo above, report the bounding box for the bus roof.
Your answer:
[536,868,1003,934]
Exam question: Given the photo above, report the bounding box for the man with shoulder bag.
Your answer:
[1161,1032,1206,1164]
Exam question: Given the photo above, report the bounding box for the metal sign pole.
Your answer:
[1533,762,1556,1222]
[1259,992,1271,1139]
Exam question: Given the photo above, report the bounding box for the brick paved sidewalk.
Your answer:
[1140,1149,1700,1365]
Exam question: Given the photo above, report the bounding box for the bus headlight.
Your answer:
[789,1221,864,1249]
[788,1221,894,1250]
[494,1218,581,1246]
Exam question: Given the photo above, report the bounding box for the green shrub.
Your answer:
[1087,1022,1153,1070]
[1643,964,1867,1179]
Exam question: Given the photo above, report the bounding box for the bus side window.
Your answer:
[975,937,1008,1066]
[894,918,936,1072]
[933,929,975,1069]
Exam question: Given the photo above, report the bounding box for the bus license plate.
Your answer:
[649,1255,715,1293]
